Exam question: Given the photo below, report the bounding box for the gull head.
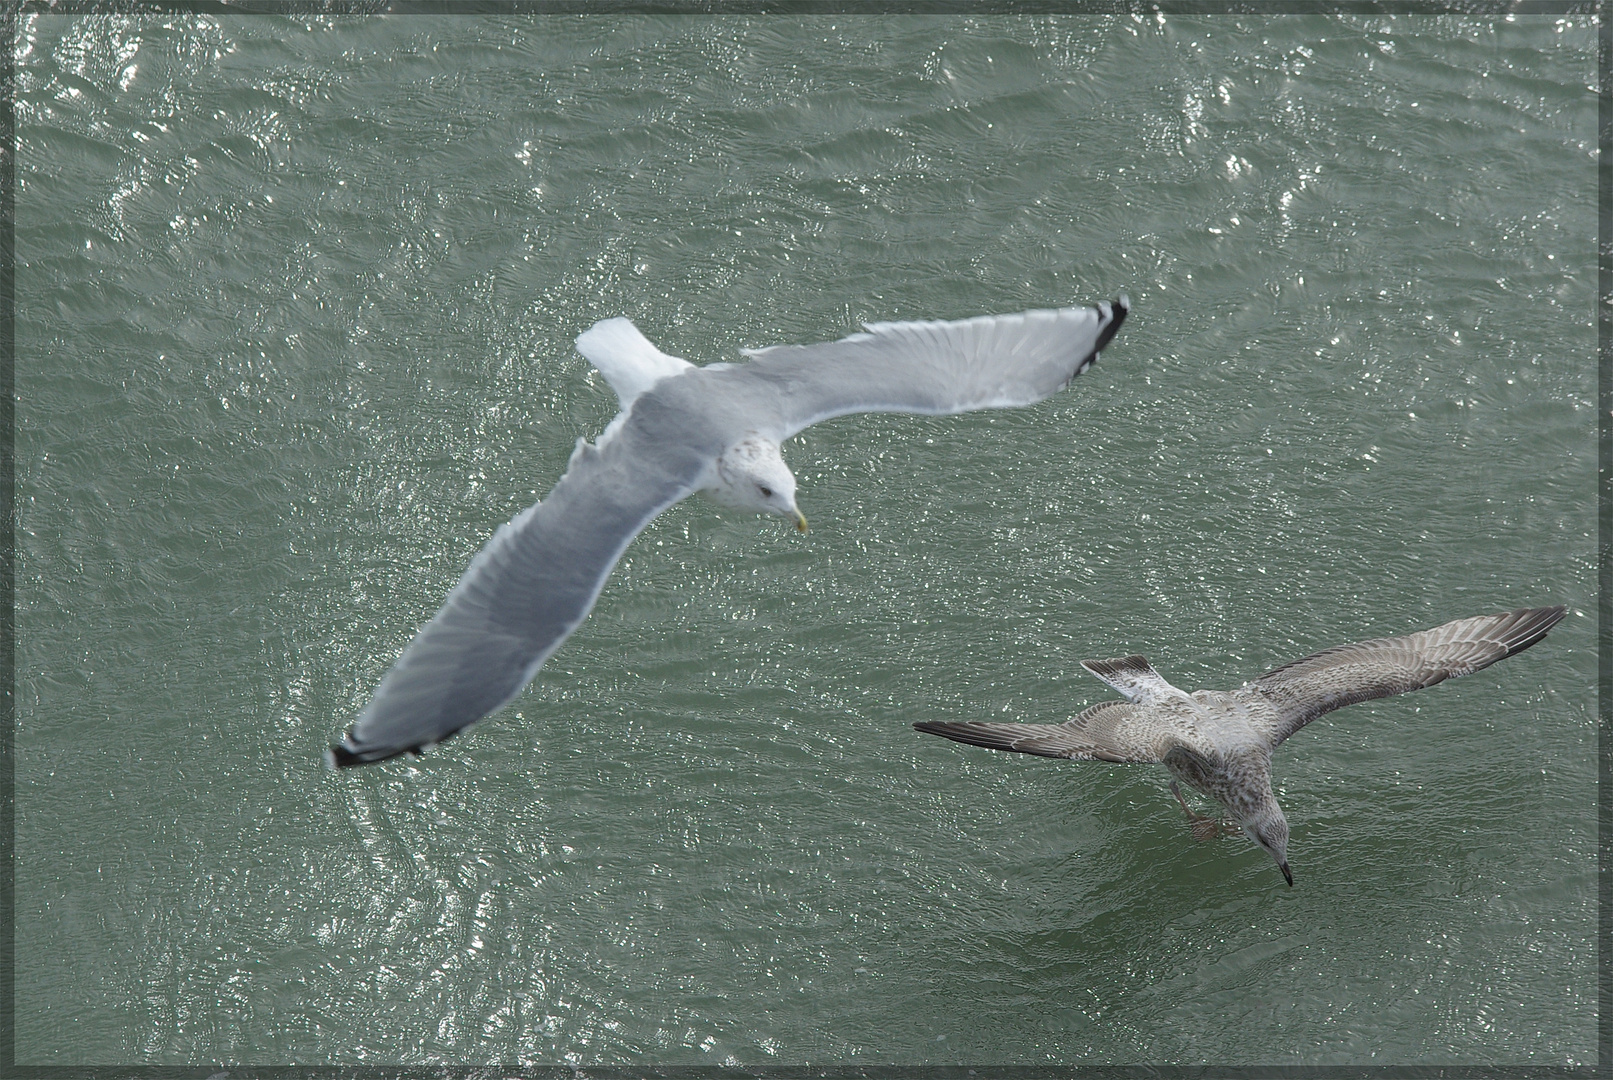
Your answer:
[1243,808,1293,887]
[710,434,807,531]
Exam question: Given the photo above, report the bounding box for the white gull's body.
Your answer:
[330,297,1129,767]
[916,606,1566,885]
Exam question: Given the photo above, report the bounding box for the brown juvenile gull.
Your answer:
[915,605,1566,885]
[328,297,1129,768]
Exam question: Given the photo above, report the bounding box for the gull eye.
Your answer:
[758,485,773,498]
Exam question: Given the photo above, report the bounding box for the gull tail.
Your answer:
[1079,653,1188,705]
[575,317,693,407]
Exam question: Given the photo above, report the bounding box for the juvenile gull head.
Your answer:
[916,605,1566,886]
[329,297,1128,767]
[1243,803,1291,887]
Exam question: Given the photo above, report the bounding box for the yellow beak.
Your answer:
[794,511,809,533]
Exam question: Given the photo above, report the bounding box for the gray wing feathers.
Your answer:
[1244,605,1566,745]
[330,427,706,767]
[914,701,1168,764]
[741,298,1127,438]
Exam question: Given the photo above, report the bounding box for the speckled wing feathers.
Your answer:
[1241,605,1566,747]
[914,701,1174,764]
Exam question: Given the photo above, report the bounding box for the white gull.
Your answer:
[330,297,1129,767]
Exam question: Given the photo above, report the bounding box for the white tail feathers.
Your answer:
[575,317,693,407]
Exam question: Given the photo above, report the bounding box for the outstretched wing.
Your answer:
[914,700,1175,764]
[329,416,711,768]
[1239,605,1567,747]
[735,297,1127,439]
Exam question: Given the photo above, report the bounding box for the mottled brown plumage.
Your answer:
[916,606,1566,885]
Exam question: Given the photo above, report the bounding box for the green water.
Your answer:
[15,12,1597,1068]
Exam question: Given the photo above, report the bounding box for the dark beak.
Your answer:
[1279,862,1294,887]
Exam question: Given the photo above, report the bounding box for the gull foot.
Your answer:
[1186,815,1242,841]
[1171,781,1229,842]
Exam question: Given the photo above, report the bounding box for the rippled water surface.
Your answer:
[15,12,1597,1068]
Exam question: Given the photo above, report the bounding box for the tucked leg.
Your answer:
[1170,781,1240,841]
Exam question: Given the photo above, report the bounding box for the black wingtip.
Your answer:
[914,720,976,743]
[913,720,1025,755]
[326,722,462,769]
[326,742,363,769]
[325,734,427,770]
[1499,604,1568,658]
[1093,294,1128,353]
[1075,295,1128,376]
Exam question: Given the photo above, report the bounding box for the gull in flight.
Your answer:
[916,605,1566,885]
[330,297,1129,767]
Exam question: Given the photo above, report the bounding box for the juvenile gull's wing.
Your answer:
[915,701,1177,764]
[736,297,1127,439]
[329,415,711,768]
[1239,605,1566,748]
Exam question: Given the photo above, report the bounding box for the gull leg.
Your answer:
[1170,781,1223,842]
